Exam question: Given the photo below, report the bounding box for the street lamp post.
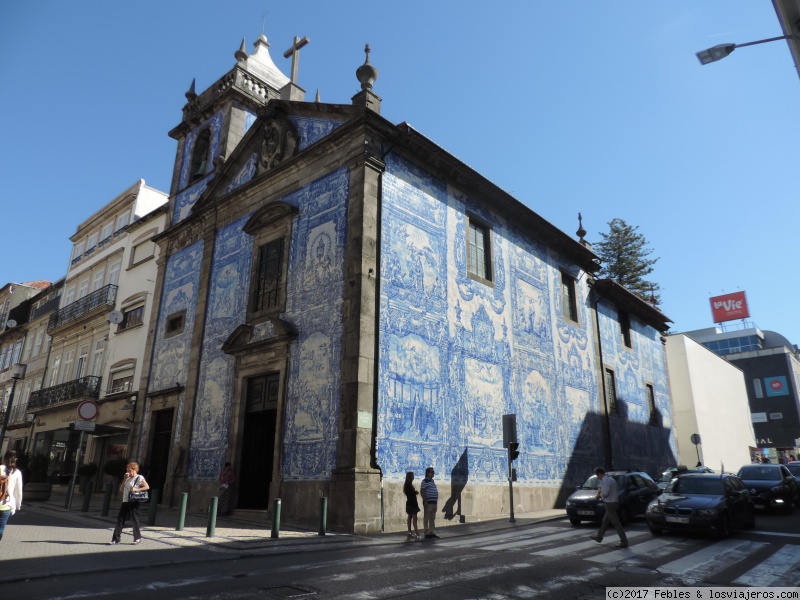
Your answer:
[696,34,799,65]
[0,363,27,452]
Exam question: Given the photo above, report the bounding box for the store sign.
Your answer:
[764,376,789,397]
[710,291,750,323]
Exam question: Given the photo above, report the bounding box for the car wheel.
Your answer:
[569,517,581,526]
[647,523,664,535]
[618,507,629,527]
[716,515,731,539]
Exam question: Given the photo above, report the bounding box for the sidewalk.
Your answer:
[0,486,565,584]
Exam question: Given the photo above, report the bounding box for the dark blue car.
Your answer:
[566,470,659,526]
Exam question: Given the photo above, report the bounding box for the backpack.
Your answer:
[0,475,8,505]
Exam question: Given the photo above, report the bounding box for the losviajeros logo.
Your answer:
[709,291,750,323]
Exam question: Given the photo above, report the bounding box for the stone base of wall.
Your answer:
[381,480,564,533]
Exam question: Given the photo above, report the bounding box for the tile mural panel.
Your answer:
[188,215,253,479]
[377,152,674,491]
[282,167,349,480]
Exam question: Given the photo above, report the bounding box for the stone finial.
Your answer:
[315,89,321,103]
[185,78,197,101]
[356,44,378,91]
[235,38,248,62]
[576,212,586,242]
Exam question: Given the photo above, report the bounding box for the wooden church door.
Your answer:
[238,372,279,509]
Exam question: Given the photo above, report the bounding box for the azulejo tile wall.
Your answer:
[377,153,674,490]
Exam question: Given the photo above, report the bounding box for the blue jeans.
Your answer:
[0,509,11,541]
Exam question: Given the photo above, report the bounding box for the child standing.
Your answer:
[404,471,420,540]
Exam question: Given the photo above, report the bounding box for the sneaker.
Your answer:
[133,539,142,545]
[589,535,602,543]
[424,533,434,539]
[407,532,414,539]
[108,540,118,545]
[430,533,440,539]
[615,541,628,548]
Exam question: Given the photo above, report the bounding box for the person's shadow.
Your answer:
[442,448,469,522]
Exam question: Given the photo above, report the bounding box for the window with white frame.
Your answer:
[87,232,98,251]
[101,222,114,243]
[107,261,122,286]
[78,278,90,299]
[63,286,76,307]
[76,344,89,379]
[22,335,32,361]
[72,242,85,260]
[92,270,105,292]
[61,350,74,383]
[108,364,135,394]
[12,340,22,364]
[0,346,7,370]
[91,339,105,377]
[118,305,144,331]
[33,330,43,358]
[466,217,493,284]
[115,212,130,233]
[49,355,61,387]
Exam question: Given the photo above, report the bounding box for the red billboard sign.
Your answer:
[710,291,750,323]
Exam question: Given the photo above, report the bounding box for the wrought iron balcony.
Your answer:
[28,376,101,411]
[47,284,117,332]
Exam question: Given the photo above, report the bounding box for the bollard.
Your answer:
[81,485,92,512]
[318,496,327,536]
[271,498,281,539]
[176,492,188,531]
[147,488,160,526]
[101,482,113,516]
[65,481,74,509]
[207,496,218,538]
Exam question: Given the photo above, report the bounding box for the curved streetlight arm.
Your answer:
[696,34,800,65]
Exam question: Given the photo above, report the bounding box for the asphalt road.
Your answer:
[4,509,800,599]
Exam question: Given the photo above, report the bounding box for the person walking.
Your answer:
[403,471,421,540]
[420,466,439,539]
[0,452,23,542]
[218,462,236,515]
[110,461,149,545]
[589,467,628,548]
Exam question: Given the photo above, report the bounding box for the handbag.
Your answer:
[128,476,149,503]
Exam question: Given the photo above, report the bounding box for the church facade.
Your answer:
[132,33,676,533]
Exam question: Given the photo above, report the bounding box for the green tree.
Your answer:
[594,218,661,306]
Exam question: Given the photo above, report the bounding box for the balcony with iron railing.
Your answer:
[28,376,101,411]
[47,284,117,332]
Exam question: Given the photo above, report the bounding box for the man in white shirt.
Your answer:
[589,467,628,548]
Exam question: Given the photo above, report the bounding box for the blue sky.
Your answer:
[2,1,798,344]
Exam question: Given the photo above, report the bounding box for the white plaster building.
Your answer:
[665,334,755,472]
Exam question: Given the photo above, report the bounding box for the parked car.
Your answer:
[645,473,755,538]
[565,470,659,526]
[736,464,799,513]
[786,462,800,479]
[657,465,714,491]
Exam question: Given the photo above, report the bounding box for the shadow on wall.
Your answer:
[442,447,469,522]
[557,408,676,507]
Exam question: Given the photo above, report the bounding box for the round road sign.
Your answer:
[77,400,99,421]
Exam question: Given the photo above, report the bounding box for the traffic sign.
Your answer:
[75,420,96,431]
[77,400,99,421]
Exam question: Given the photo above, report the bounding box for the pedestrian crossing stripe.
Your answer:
[732,543,800,587]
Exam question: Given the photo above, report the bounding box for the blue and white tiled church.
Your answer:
[134,32,677,533]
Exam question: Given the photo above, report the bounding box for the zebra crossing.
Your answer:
[434,521,800,587]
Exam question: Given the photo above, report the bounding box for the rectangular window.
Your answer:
[605,368,617,413]
[86,232,99,251]
[131,239,156,266]
[467,218,492,283]
[92,270,105,292]
[165,311,186,338]
[76,344,89,378]
[63,286,76,307]
[107,261,122,286]
[78,279,90,299]
[12,340,22,364]
[72,242,85,260]
[646,383,657,425]
[620,310,632,348]
[115,212,130,232]
[109,369,134,394]
[91,339,105,377]
[254,238,285,312]
[101,222,114,242]
[61,350,74,384]
[119,305,144,330]
[22,335,33,361]
[561,271,579,323]
[49,355,61,387]
[753,379,763,399]
[33,330,43,358]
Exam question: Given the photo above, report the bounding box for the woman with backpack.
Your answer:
[0,451,23,541]
[110,461,149,545]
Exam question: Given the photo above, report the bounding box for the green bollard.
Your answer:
[271,498,281,539]
[101,483,113,516]
[176,492,188,531]
[207,496,218,538]
[147,488,160,526]
[81,485,92,512]
[318,497,327,536]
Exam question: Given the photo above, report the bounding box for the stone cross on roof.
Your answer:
[283,36,310,84]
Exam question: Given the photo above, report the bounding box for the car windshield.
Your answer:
[738,466,781,481]
[581,474,625,490]
[660,472,675,483]
[670,477,723,495]
[787,465,800,477]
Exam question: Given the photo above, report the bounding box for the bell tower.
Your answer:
[167,34,297,224]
